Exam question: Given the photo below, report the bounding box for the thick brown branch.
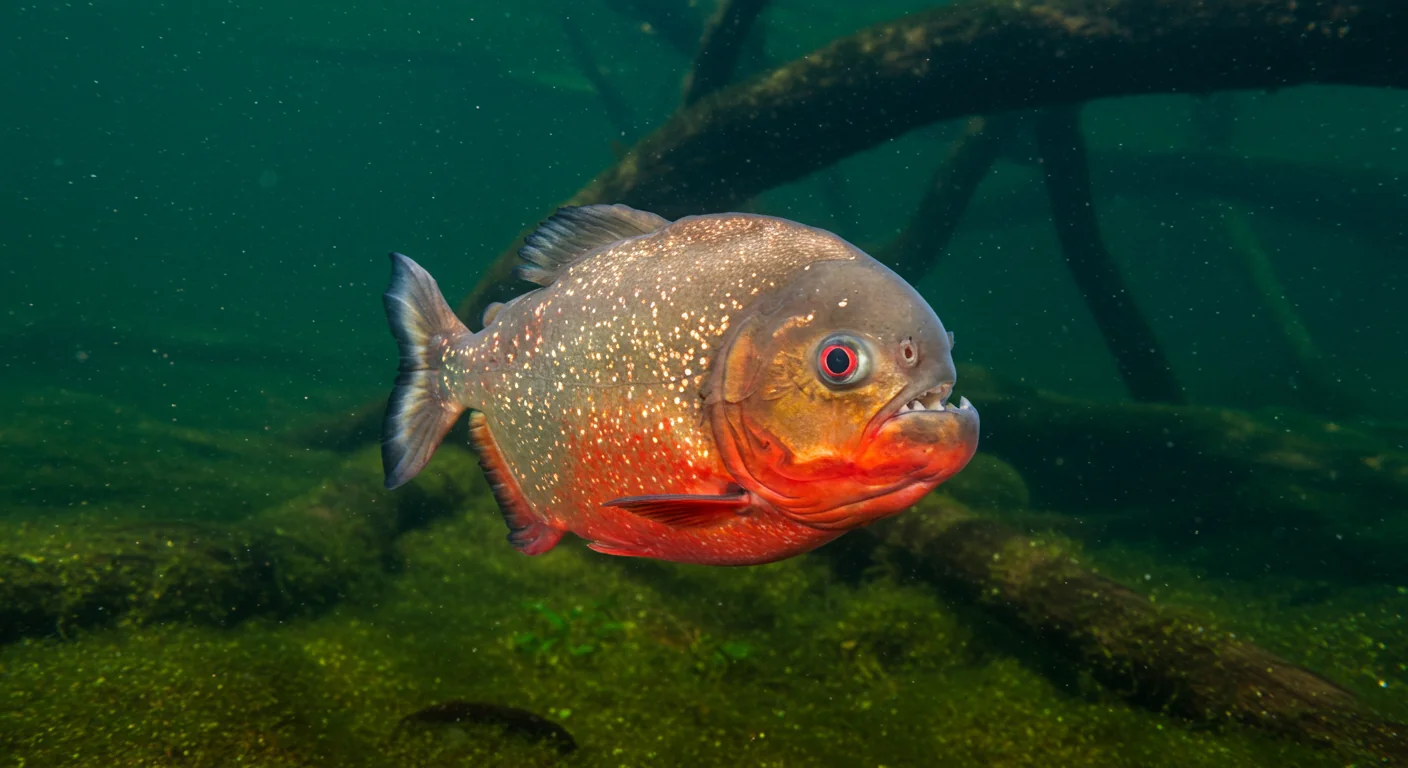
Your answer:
[1034,107,1183,403]
[867,498,1408,765]
[455,0,1407,327]
[682,0,772,107]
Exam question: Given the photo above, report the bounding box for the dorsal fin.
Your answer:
[514,204,670,287]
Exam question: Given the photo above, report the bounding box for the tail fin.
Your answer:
[382,252,469,489]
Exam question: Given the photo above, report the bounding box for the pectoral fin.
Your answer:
[603,491,751,528]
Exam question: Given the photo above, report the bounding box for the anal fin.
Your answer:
[603,491,751,528]
[468,412,563,555]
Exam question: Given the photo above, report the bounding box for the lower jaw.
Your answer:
[779,476,945,532]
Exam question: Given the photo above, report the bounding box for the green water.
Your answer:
[3,1,1407,766]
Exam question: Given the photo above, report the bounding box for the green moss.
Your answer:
[1084,538,1408,722]
[0,373,1393,767]
[0,507,1342,767]
[0,445,484,643]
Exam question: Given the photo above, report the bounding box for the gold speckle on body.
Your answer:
[443,213,860,555]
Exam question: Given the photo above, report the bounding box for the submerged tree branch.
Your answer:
[682,0,773,107]
[1034,107,1183,403]
[968,148,1408,256]
[878,109,1189,415]
[0,447,481,643]
[603,0,708,60]
[456,0,1408,326]
[1220,203,1365,418]
[966,374,1408,585]
[877,114,1025,282]
[867,497,1408,765]
[561,15,639,140]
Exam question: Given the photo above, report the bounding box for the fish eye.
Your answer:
[816,334,870,387]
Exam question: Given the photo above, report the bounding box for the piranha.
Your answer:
[381,205,979,566]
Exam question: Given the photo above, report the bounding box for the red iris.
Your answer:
[821,344,857,380]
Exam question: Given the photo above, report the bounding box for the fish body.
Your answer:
[381,205,979,566]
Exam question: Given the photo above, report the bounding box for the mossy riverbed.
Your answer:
[0,490,1354,767]
[1,370,1404,766]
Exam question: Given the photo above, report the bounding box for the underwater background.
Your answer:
[2,0,1407,765]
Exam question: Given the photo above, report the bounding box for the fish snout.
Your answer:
[868,393,980,484]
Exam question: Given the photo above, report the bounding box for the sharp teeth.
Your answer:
[899,391,968,415]
[899,390,970,415]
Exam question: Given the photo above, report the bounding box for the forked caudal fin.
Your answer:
[382,252,469,489]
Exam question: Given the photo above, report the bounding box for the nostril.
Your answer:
[899,337,918,366]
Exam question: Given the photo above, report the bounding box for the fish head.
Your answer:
[708,257,979,530]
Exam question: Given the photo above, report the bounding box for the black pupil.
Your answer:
[825,347,852,377]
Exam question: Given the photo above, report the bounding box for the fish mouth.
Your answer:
[856,377,979,442]
[888,380,973,419]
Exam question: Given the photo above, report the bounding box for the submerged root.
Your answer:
[0,446,483,644]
